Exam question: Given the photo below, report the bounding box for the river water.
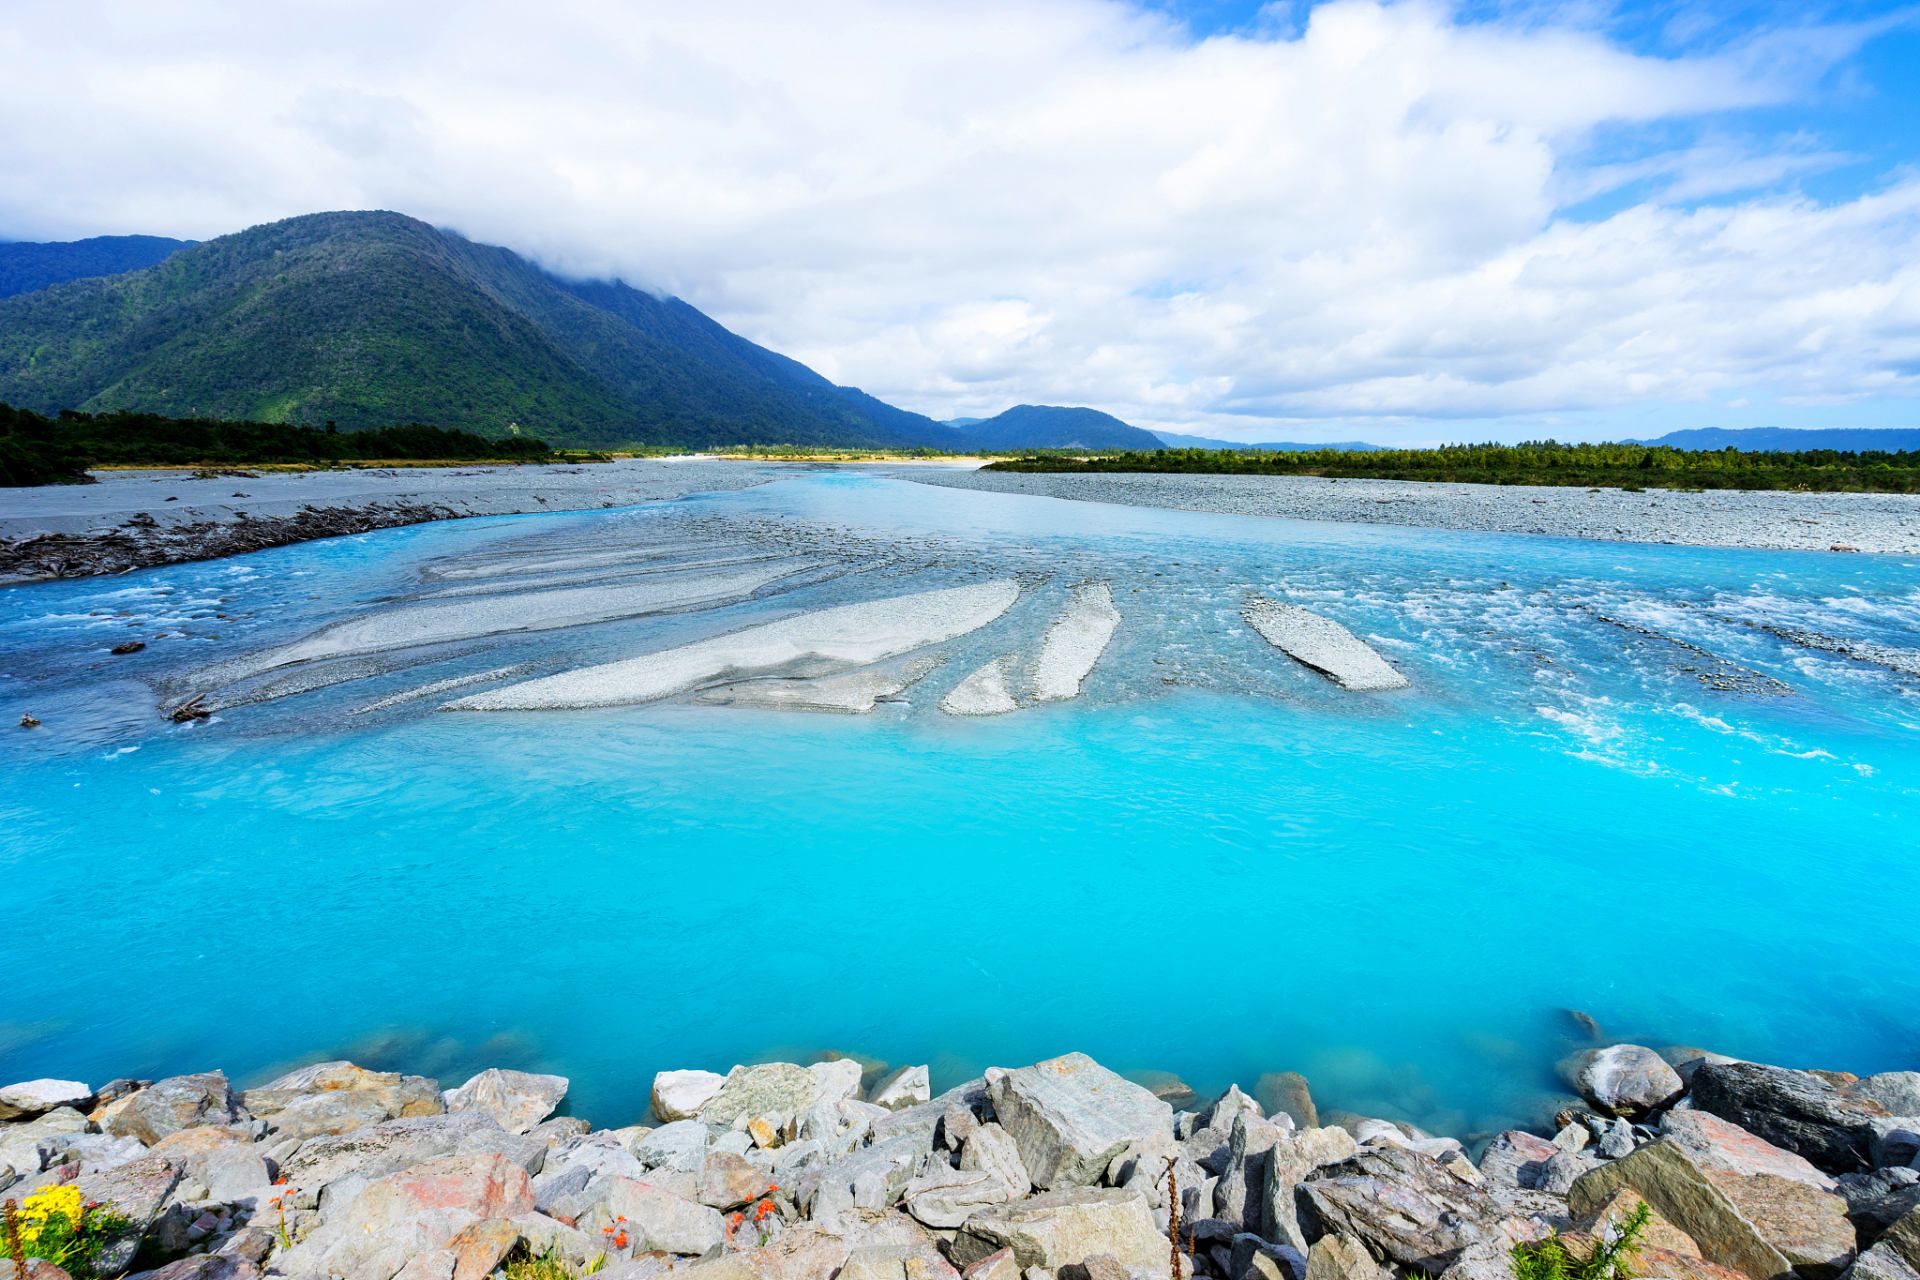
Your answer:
[3,470,1916,1136]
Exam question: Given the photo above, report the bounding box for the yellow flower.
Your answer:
[18,1185,85,1243]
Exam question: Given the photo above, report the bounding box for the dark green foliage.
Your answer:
[0,402,552,484]
[0,211,963,452]
[0,235,194,298]
[983,441,1920,493]
[0,401,92,485]
[1510,1201,1652,1280]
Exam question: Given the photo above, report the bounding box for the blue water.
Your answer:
[4,472,1917,1137]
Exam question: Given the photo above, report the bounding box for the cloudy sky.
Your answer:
[3,0,1916,443]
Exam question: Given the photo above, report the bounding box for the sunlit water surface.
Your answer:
[4,471,1917,1137]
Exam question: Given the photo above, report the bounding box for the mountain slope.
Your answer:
[1625,427,1920,452]
[0,212,962,450]
[0,235,195,299]
[959,405,1163,450]
[1151,430,1385,451]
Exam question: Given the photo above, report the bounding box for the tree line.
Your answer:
[984,441,1920,493]
[0,404,558,487]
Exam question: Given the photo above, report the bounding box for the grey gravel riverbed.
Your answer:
[900,469,1920,554]
[0,459,790,582]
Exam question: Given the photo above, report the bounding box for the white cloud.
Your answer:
[0,0,1915,442]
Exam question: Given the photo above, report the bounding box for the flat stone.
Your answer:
[903,1166,1018,1228]
[201,1148,273,1202]
[106,1073,244,1146]
[835,1242,963,1280]
[699,1150,772,1210]
[336,1152,538,1233]
[277,1111,503,1189]
[961,1247,1021,1280]
[1262,1126,1360,1251]
[1560,1046,1685,1119]
[0,1079,92,1120]
[1304,1233,1383,1280]
[1541,1150,1605,1195]
[949,1187,1166,1273]
[1479,1130,1559,1190]
[633,1119,711,1172]
[652,1070,728,1123]
[454,1125,550,1175]
[598,1175,726,1255]
[871,1066,932,1112]
[1691,1063,1889,1176]
[1848,1075,1920,1120]
[1257,1075,1319,1131]
[702,1065,818,1129]
[243,1063,442,1123]
[75,1155,185,1274]
[1570,1187,1705,1257]
[390,1250,457,1280]
[443,1217,523,1280]
[443,1069,568,1135]
[961,1122,1034,1198]
[266,1090,394,1141]
[1661,1111,1839,1191]
[809,1060,866,1109]
[987,1054,1174,1190]
[1569,1127,1856,1280]
[1299,1142,1547,1272]
[124,1256,261,1280]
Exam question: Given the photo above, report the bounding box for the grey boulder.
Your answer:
[276,1111,503,1188]
[949,1187,1166,1273]
[632,1120,711,1173]
[1262,1125,1360,1251]
[1692,1063,1890,1175]
[106,1073,245,1146]
[1216,1112,1292,1232]
[1848,1201,1920,1280]
[1478,1130,1558,1190]
[442,1069,568,1135]
[986,1053,1174,1190]
[1299,1143,1546,1272]
[0,1079,92,1120]
[1559,1045,1685,1119]
[699,1063,817,1128]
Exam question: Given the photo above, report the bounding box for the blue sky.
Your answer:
[2,0,1917,443]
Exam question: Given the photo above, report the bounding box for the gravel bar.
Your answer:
[901,469,1920,554]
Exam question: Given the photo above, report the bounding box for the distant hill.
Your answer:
[958,405,1163,450]
[1625,426,1920,452]
[1151,430,1385,452]
[0,212,970,451]
[0,235,195,298]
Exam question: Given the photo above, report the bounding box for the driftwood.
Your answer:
[167,695,214,723]
[0,502,460,584]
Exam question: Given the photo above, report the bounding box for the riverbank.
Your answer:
[1,1046,1914,1280]
[899,470,1920,554]
[0,461,790,584]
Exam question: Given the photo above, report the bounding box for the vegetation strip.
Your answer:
[983,444,1920,493]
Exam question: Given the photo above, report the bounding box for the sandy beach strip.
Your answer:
[899,468,1920,553]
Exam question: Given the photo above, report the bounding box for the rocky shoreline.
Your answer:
[0,461,784,585]
[2,1047,1916,1280]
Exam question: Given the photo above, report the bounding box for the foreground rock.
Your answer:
[9,1042,1918,1280]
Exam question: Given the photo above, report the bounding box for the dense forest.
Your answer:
[0,404,554,486]
[984,442,1920,493]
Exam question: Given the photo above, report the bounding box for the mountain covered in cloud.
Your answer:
[1151,430,1385,452]
[0,235,195,299]
[0,211,985,451]
[958,405,1163,450]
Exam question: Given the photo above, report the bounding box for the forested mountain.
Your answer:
[0,235,195,298]
[0,212,972,450]
[960,405,1165,450]
[1627,427,1920,452]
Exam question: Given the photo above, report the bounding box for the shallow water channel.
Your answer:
[4,470,1917,1136]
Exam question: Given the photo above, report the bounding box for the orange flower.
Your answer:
[613,1233,629,1248]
